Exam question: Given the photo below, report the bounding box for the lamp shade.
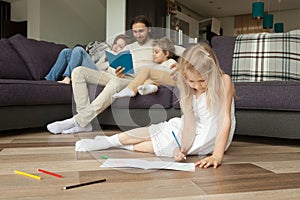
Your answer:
[274,22,284,33]
[263,14,273,28]
[252,2,264,19]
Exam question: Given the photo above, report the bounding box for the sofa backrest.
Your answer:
[211,36,236,76]
[0,38,33,80]
[8,34,68,80]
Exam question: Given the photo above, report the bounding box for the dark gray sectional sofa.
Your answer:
[102,36,300,140]
[0,34,181,132]
[211,36,300,139]
[0,34,72,131]
[1,34,299,140]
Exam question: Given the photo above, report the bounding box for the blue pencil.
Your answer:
[171,131,186,160]
[172,131,181,149]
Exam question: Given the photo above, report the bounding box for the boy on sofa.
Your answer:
[113,37,177,98]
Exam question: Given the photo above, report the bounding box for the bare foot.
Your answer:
[58,77,71,84]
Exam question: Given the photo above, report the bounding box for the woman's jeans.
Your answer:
[45,46,98,81]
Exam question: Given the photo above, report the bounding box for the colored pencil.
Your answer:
[62,179,106,190]
[171,131,186,160]
[172,131,181,149]
[14,170,42,180]
[38,168,63,178]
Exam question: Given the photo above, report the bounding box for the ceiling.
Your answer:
[176,0,300,18]
[4,0,300,18]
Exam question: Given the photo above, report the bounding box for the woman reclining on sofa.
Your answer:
[45,34,132,84]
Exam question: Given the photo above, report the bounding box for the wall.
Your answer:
[106,0,126,44]
[27,0,40,39]
[219,17,234,36]
[10,0,27,21]
[8,0,300,46]
[274,8,300,32]
[10,0,106,47]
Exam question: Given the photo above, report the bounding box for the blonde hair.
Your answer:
[177,42,225,113]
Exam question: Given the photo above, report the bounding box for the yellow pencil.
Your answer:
[14,170,42,180]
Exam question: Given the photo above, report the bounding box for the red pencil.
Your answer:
[37,168,63,178]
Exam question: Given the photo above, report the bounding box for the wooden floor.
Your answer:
[0,127,299,200]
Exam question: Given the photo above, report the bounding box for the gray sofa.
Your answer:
[0,34,181,132]
[1,34,299,140]
[211,36,300,139]
[100,35,300,140]
[0,34,72,131]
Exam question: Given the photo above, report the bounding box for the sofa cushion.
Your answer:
[8,34,67,80]
[211,36,236,76]
[235,81,300,111]
[0,38,32,80]
[0,79,72,106]
[172,87,180,109]
[172,81,300,111]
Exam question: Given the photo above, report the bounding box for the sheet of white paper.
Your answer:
[100,158,195,172]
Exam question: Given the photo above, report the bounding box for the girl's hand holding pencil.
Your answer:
[173,147,187,162]
[171,131,187,161]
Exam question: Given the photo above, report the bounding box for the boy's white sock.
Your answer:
[75,134,121,152]
[47,117,76,134]
[62,121,92,134]
[113,87,135,98]
[138,84,158,95]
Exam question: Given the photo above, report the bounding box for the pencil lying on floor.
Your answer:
[37,168,63,178]
[62,179,106,190]
[14,170,42,180]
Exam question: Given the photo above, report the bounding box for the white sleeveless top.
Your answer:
[149,92,236,157]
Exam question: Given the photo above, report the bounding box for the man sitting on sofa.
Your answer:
[47,15,157,134]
